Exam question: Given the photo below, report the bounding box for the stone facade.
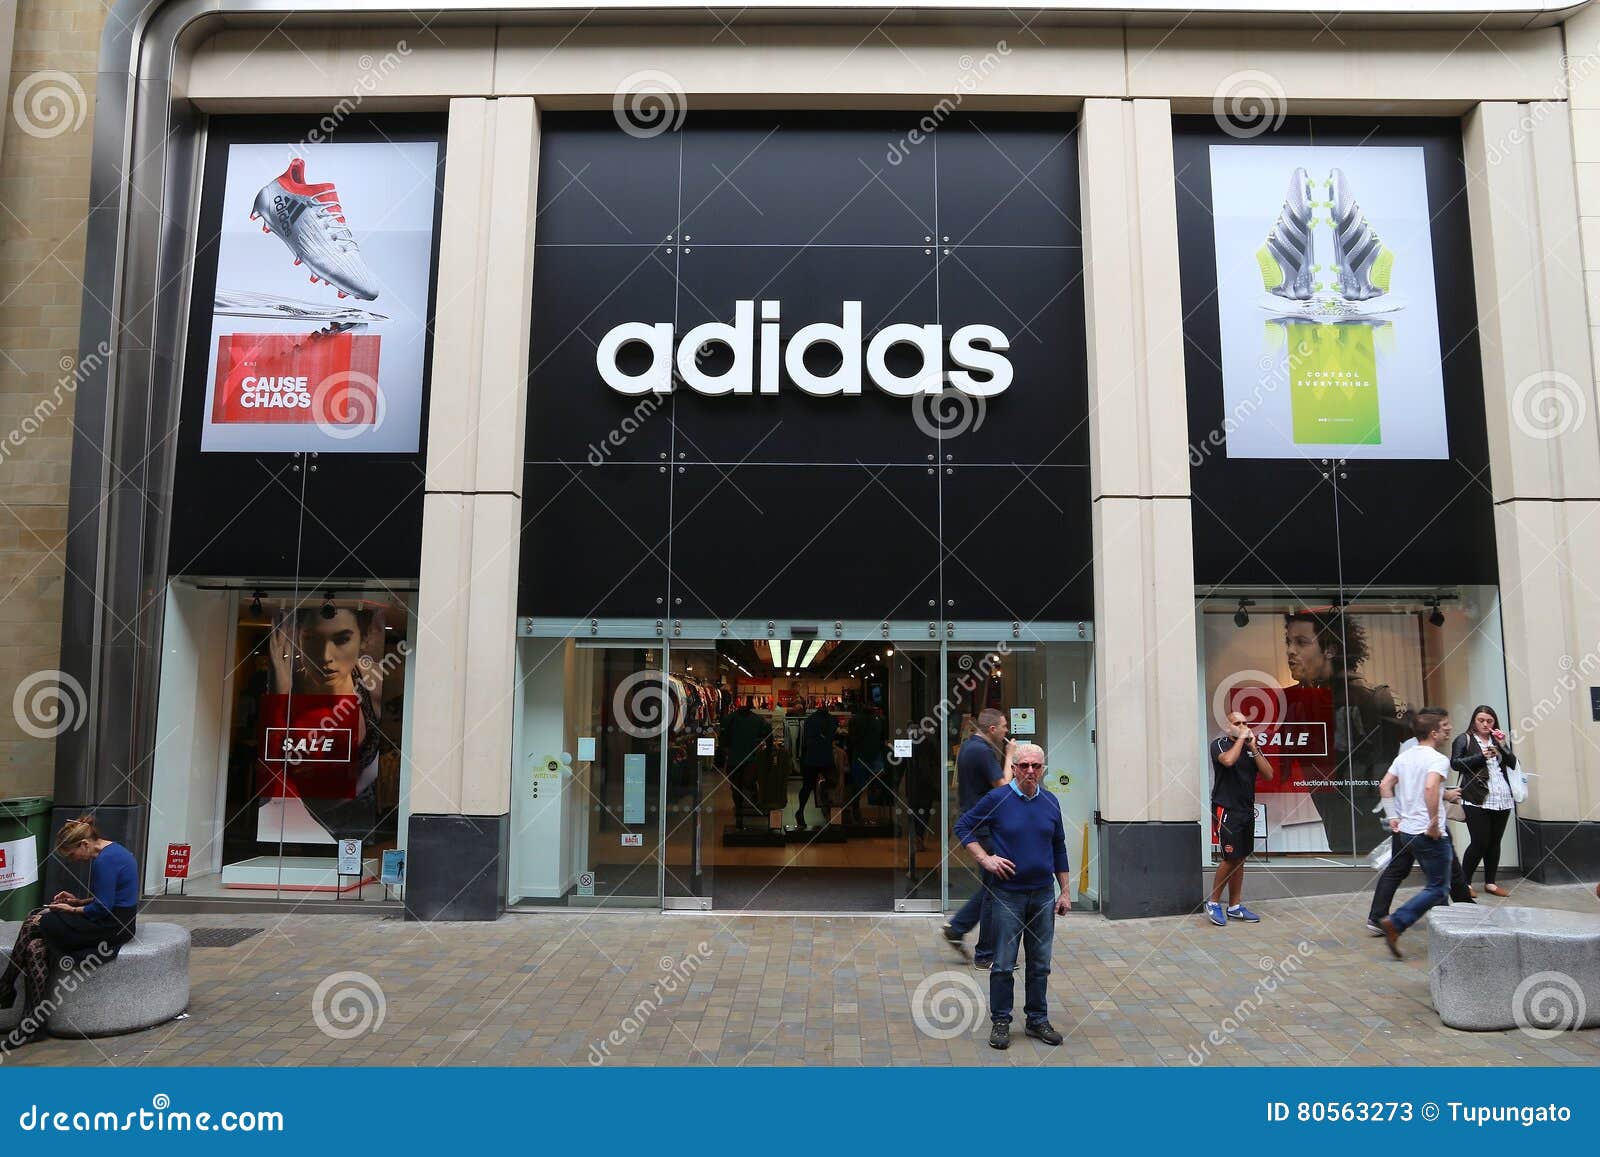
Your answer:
[0,0,103,798]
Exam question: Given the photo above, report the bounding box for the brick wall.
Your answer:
[0,0,104,798]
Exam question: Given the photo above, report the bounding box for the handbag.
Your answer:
[1509,765,1530,804]
[1446,768,1468,823]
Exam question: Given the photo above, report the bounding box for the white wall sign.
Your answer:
[597,300,1012,398]
[1011,707,1036,735]
[0,836,40,892]
[577,736,597,761]
[696,736,715,756]
[620,833,644,848]
[893,738,914,758]
[336,838,362,875]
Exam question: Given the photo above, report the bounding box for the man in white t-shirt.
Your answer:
[1375,707,1458,959]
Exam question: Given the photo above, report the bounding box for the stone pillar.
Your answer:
[1080,99,1203,917]
[404,97,540,919]
[1464,100,1600,883]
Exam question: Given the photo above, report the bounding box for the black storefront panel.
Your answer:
[1175,116,1496,589]
[522,112,1091,623]
[168,114,446,581]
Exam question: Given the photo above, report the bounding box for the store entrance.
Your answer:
[666,638,939,913]
[509,622,1099,914]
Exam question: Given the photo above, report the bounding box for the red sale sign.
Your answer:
[165,843,191,879]
[211,332,381,425]
[257,693,364,799]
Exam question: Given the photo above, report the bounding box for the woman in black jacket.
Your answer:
[1450,705,1517,897]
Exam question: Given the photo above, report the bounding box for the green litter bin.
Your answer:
[0,797,54,921]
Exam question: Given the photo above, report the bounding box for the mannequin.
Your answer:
[796,703,838,828]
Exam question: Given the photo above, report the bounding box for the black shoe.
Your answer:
[989,1022,1011,1050]
[1025,1020,1064,1046]
[794,811,807,829]
[941,924,965,944]
[5,1021,48,1049]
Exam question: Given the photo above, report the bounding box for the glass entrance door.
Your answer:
[511,638,668,907]
[513,621,1097,912]
[944,638,1100,914]
[886,645,942,911]
[662,644,721,909]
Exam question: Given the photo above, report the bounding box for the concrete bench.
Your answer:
[0,920,190,1039]
[1429,905,1600,1032]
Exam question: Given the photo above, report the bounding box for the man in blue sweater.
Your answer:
[954,741,1071,1050]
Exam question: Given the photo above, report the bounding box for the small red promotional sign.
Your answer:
[165,843,192,879]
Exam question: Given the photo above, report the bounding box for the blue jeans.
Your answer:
[988,886,1055,1025]
[1389,833,1452,933]
[947,876,997,963]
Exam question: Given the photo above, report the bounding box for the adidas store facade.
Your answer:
[53,1,1600,919]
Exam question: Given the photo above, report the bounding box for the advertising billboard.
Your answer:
[200,140,439,453]
[1208,144,1447,460]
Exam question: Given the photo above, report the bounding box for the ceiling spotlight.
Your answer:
[1427,598,1445,628]
[1233,598,1254,629]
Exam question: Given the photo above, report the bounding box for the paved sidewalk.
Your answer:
[6,884,1598,1067]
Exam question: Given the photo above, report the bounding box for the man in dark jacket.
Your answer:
[942,708,1012,967]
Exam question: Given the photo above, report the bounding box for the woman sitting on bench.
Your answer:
[1,815,138,1046]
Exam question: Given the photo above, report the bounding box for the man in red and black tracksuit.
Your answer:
[1206,711,1275,925]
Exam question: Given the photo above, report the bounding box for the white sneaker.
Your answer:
[251,158,380,301]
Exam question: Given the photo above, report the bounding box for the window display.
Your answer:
[1198,587,1511,865]
[147,585,412,897]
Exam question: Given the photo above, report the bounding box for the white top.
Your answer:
[1391,743,1451,835]
[1472,739,1515,811]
